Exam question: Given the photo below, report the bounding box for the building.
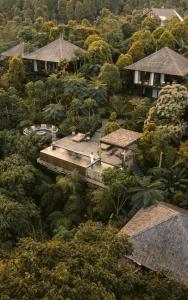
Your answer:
[125,47,188,98]
[0,42,26,60]
[119,202,188,283]
[37,127,141,187]
[143,8,183,26]
[23,37,84,72]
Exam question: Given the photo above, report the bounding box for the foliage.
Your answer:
[88,39,112,65]
[98,63,122,94]
[145,84,188,135]
[104,122,120,135]
[128,41,145,62]
[116,53,133,70]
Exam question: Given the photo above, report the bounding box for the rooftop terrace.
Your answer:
[38,124,141,187]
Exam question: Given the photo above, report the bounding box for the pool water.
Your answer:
[35,129,51,136]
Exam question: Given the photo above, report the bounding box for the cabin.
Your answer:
[37,127,141,187]
[125,47,188,98]
[119,202,188,283]
[143,8,183,26]
[23,37,84,72]
[0,42,26,60]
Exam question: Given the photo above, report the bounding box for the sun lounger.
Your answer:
[72,133,86,142]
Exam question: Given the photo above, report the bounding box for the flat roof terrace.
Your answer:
[54,135,122,167]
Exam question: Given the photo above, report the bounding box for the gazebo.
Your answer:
[125,47,188,98]
[23,37,84,72]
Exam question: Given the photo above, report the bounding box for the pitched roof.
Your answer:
[119,202,188,282]
[125,47,188,76]
[150,8,183,21]
[1,43,25,58]
[24,38,83,63]
[100,128,141,149]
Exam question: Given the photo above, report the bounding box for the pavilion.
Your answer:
[23,37,84,72]
[125,47,188,98]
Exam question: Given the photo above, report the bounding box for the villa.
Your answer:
[119,202,188,283]
[125,47,188,98]
[23,36,84,72]
[0,37,84,73]
[143,8,183,26]
[37,126,141,187]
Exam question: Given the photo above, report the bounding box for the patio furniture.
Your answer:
[72,133,86,142]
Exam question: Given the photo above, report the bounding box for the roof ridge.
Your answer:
[166,47,184,76]
[126,48,162,68]
[129,213,179,238]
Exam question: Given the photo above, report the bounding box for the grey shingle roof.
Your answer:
[24,38,83,63]
[119,202,188,283]
[125,47,188,76]
[151,8,183,21]
[1,43,25,58]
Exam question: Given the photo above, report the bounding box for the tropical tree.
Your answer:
[88,79,108,104]
[4,55,25,89]
[88,39,112,65]
[128,176,165,216]
[0,193,40,242]
[177,141,188,168]
[83,98,97,120]
[148,164,188,198]
[98,63,122,94]
[128,41,145,62]
[43,103,64,123]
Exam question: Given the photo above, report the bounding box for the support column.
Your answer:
[134,71,141,84]
[44,61,48,72]
[149,72,155,86]
[34,60,38,72]
[160,73,165,85]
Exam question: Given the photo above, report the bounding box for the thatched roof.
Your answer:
[24,38,83,63]
[145,8,183,21]
[119,202,188,283]
[100,128,141,149]
[125,47,188,77]
[1,43,25,58]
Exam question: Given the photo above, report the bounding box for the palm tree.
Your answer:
[128,176,165,217]
[43,103,64,122]
[148,164,188,196]
[88,79,108,104]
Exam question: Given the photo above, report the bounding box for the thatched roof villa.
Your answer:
[24,37,84,72]
[119,202,188,283]
[125,47,188,98]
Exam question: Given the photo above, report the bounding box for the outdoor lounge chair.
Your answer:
[100,143,111,151]
[72,133,86,142]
